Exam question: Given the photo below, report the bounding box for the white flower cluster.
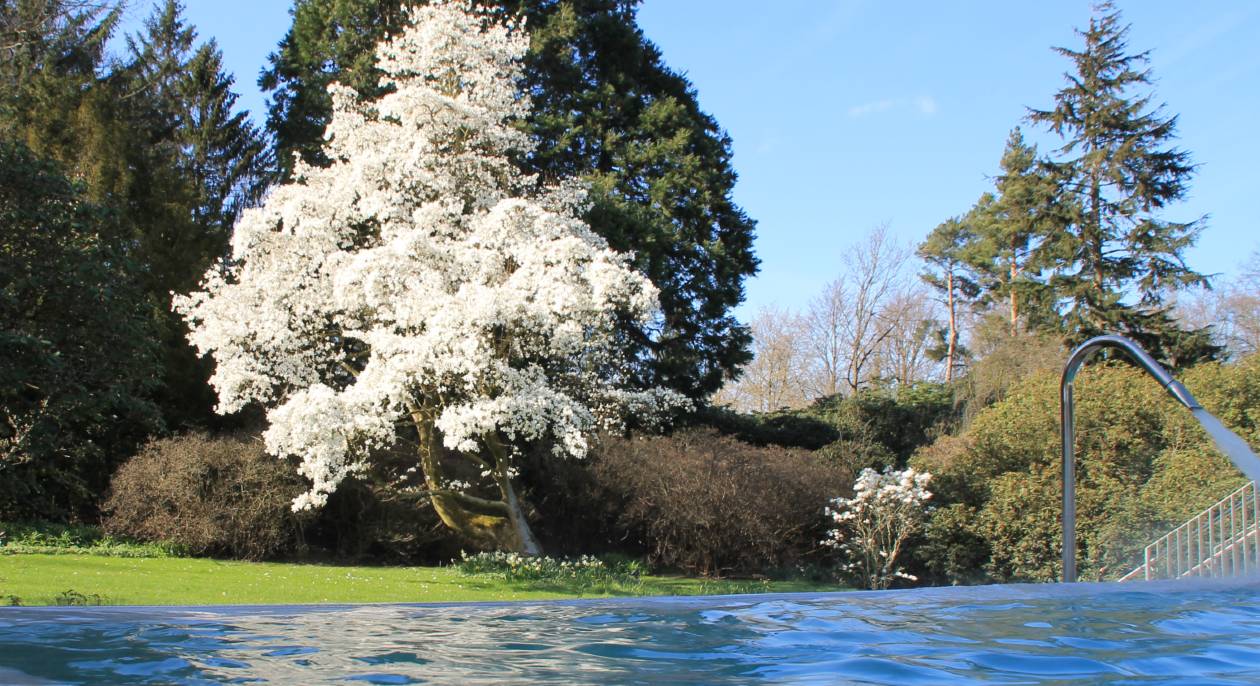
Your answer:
[824,466,932,590]
[175,0,681,510]
[455,550,635,582]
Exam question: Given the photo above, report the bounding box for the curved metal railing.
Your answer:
[1060,335,1204,583]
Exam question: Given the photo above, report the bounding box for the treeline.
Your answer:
[1,0,268,520]
[2,0,768,558]
[723,1,1259,417]
[716,1,1260,585]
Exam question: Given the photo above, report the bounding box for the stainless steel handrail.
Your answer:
[1060,335,1202,583]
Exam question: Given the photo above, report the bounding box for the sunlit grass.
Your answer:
[0,554,844,607]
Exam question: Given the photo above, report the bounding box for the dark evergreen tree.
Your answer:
[260,0,758,401]
[1027,1,1215,363]
[0,141,162,520]
[123,0,271,428]
[0,1,132,212]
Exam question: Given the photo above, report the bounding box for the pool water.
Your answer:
[3,578,1260,684]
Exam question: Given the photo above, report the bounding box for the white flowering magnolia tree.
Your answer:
[175,0,678,555]
[825,466,932,590]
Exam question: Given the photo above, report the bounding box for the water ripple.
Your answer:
[2,578,1260,684]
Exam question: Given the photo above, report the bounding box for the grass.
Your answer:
[0,554,844,607]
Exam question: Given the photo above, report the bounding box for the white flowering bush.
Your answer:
[175,0,680,555]
[455,551,642,586]
[825,466,932,590]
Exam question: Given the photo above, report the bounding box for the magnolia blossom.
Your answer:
[825,466,932,590]
[175,0,680,516]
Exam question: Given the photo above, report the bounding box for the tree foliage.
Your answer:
[913,357,1260,584]
[0,141,161,520]
[179,2,678,554]
[1,0,270,431]
[1027,1,1213,363]
[261,0,758,402]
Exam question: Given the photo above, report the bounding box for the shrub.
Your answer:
[824,467,933,590]
[103,433,306,560]
[591,429,847,577]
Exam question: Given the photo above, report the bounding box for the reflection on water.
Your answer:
[3,579,1260,684]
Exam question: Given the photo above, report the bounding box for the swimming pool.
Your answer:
[3,578,1260,684]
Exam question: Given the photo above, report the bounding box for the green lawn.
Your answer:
[0,554,843,606]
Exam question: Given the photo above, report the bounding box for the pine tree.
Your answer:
[974,128,1062,335]
[260,0,758,402]
[1027,1,1214,362]
[917,216,980,382]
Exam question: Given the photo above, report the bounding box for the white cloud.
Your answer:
[847,99,896,118]
[847,95,939,119]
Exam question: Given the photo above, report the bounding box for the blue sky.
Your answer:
[119,1,1260,319]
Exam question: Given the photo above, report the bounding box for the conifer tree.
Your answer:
[1027,1,1214,361]
[918,216,980,382]
[976,128,1062,335]
[260,0,758,402]
[124,0,271,427]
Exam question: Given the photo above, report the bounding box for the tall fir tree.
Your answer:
[1027,1,1216,364]
[123,0,271,428]
[4,1,271,430]
[260,0,758,402]
[0,1,133,216]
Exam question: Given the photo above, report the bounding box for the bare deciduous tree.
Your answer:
[876,284,942,386]
[713,305,810,412]
[802,277,847,399]
[835,225,911,393]
[1179,249,1260,359]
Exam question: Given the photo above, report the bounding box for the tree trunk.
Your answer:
[1009,258,1019,335]
[946,271,957,383]
[409,406,541,555]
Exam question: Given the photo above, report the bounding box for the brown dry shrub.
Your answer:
[592,429,848,577]
[103,433,305,560]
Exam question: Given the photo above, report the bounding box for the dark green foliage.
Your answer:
[969,129,1063,334]
[123,1,271,429]
[811,383,957,473]
[0,141,161,521]
[690,405,839,451]
[261,0,758,401]
[3,1,269,434]
[1027,2,1213,362]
